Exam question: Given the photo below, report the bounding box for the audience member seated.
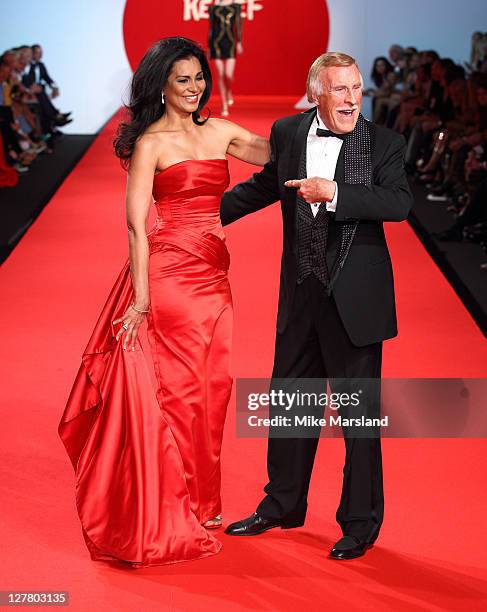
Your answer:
[0,42,73,183]
[0,60,34,173]
[470,32,487,72]
[21,44,72,136]
[371,33,487,271]
[364,56,395,122]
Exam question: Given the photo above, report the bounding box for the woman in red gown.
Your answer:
[58,37,270,567]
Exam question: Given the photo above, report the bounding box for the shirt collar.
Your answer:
[310,109,333,134]
[315,110,329,131]
[313,109,350,140]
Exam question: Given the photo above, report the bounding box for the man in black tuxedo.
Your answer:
[221,52,413,560]
[23,45,57,92]
[22,44,72,133]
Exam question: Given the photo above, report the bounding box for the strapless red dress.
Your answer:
[58,158,233,567]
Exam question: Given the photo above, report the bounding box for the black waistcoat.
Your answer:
[295,139,345,287]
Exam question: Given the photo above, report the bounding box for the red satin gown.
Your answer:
[58,158,233,567]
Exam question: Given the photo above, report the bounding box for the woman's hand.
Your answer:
[237,42,243,55]
[112,304,149,351]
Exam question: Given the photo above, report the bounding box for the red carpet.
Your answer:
[1,98,487,610]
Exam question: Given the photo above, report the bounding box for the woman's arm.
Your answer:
[113,136,157,350]
[221,120,281,226]
[235,5,242,43]
[234,4,243,53]
[217,119,270,166]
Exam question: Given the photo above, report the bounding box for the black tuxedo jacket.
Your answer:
[22,62,55,89]
[220,109,413,346]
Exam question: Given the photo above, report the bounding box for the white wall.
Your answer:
[1,0,485,133]
[327,0,487,86]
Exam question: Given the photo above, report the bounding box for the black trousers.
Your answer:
[0,106,22,156]
[33,89,59,134]
[256,274,384,543]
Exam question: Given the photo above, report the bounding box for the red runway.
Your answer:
[1,98,487,611]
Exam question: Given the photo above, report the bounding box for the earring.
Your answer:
[161,92,165,105]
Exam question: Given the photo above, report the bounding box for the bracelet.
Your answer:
[130,303,150,314]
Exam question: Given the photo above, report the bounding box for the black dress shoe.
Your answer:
[225,512,303,536]
[329,535,373,560]
[55,117,73,127]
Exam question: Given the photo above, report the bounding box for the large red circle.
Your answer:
[123,0,329,95]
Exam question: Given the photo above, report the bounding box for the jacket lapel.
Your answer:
[284,109,316,254]
[286,108,317,184]
[333,144,345,182]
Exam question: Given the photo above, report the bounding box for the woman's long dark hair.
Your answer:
[370,56,393,88]
[114,37,212,167]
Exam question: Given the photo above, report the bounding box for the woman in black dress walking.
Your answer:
[208,0,243,117]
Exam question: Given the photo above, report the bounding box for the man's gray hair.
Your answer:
[306,52,363,102]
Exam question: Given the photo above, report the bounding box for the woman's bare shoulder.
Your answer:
[137,130,166,145]
[134,130,168,155]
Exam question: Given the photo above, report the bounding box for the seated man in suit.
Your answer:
[22,44,72,134]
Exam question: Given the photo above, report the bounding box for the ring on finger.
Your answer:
[122,322,129,331]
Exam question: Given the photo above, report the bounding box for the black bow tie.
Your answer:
[316,128,347,140]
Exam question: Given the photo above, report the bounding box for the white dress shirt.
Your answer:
[33,63,41,84]
[306,111,342,216]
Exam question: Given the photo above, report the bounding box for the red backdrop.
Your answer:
[123,0,329,95]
